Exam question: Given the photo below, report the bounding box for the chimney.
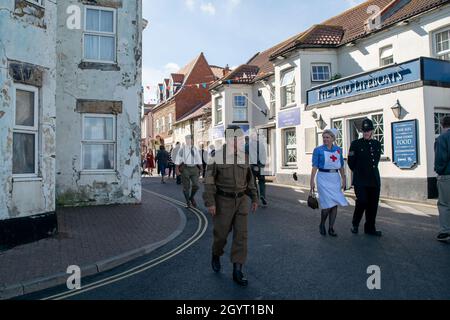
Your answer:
[223,64,231,77]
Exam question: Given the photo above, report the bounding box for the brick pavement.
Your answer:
[0,190,184,299]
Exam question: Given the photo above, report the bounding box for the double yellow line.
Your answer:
[41,190,208,300]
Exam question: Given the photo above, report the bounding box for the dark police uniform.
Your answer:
[348,120,382,235]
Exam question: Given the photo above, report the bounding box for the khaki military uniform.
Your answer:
[203,148,258,264]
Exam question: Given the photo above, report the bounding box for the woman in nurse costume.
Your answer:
[310,129,349,237]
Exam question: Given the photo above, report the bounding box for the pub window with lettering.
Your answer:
[81,114,116,171]
[13,84,39,177]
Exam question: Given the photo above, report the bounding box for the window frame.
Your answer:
[281,68,296,109]
[232,94,248,123]
[215,96,223,125]
[433,26,450,61]
[311,63,332,83]
[26,0,44,7]
[81,113,117,172]
[83,6,117,64]
[283,128,297,167]
[13,84,40,178]
[379,45,394,67]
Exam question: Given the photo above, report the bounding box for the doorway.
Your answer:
[345,117,366,188]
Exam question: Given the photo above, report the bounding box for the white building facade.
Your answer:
[272,0,450,201]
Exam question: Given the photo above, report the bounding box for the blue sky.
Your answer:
[142,0,366,103]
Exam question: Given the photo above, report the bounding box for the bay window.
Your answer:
[281,68,296,108]
[233,94,248,122]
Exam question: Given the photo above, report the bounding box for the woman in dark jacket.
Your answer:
[156,145,170,184]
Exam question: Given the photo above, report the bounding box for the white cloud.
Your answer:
[185,0,195,11]
[200,2,216,15]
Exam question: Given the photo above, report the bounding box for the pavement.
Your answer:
[0,189,185,300]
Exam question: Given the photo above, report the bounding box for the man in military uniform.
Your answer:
[203,126,258,287]
[348,118,383,237]
[175,135,202,208]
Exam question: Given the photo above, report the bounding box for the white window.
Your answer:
[82,114,116,171]
[161,117,166,133]
[269,85,276,118]
[13,84,39,177]
[26,0,44,7]
[332,120,344,148]
[233,94,248,122]
[284,128,297,166]
[435,112,450,136]
[434,28,450,61]
[311,64,331,82]
[84,7,116,63]
[281,68,296,108]
[215,96,223,125]
[156,119,160,134]
[372,114,385,155]
[380,45,394,66]
[168,114,173,131]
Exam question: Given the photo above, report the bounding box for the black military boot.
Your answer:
[233,264,248,287]
[212,255,221,273]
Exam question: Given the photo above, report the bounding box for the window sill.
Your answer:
[13,177,42,182]
[281,166,298,170]
[78,61,120,71]
[80,170,117,175]
[280,104,297,110]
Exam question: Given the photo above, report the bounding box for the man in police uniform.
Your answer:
[348,119,383,237]
[203,126,258,287]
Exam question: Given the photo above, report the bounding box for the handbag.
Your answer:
[307,188,319,210]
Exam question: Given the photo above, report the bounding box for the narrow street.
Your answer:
[23,177,450,300]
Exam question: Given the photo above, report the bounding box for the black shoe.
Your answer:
[212,255,221,273]
[365,230,383,237]
[437,233,450,242]
[351,226,359,234]
[328,228,338,237]
[190,198,198,209]
[320,224,327,236]
[186,201,192,209]
[261,197,268,207]
[233,264,248,287]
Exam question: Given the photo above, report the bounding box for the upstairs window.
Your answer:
[435,28,450,61]
[281,68,296,108]
[233,94,248,122]
[84,7,116,63]
[311,64,331,82]
[26,0,44,6]
[380,45,394,66]
[215,96,223,125]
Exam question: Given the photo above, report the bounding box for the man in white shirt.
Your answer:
[175,135,202,208]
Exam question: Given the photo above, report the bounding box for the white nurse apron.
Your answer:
[317,149,349,209]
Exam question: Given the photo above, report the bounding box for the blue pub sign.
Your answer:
[392,120,418,169]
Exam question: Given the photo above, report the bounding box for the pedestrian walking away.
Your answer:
[168,147,176,180]
[156,145,170,184]
[175,135,202,208]
[172,142,182,185]
[434,115,450,243]
[203,125,258,287]
[146,150,155,176]
[348,118,383,237]
[310,129,348,237]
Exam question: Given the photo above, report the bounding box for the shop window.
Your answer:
[84,7,116,63]
[82,114,116,171]
[372,114,385,155]
[13,85,39,177]
[332,120,344,148]
[435,112,450,136]
[434,28,450,61]
[380,45,394,66]
[311,64,331,82]
[281,68,296,108]
[233,94,248,122]
[215,96,223,125]
[284,128,297,166]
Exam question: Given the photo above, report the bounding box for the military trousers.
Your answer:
[352,185,381,232]
[181,166,200,202]
[437,175,450,234]
[212,194,250,265]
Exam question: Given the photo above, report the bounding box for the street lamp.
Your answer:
[391,100,404,119]
[315,115,327,130]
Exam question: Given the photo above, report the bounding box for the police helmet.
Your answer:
[361,118,375,132]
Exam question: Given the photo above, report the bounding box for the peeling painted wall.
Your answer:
[0,0,57,220]
[55,0,143,207]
